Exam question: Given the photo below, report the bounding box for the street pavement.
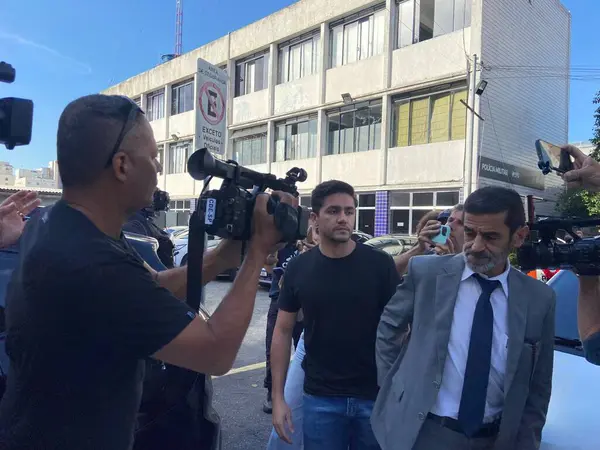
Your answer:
[203,279,275,450]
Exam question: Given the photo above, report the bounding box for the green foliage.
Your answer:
[508,250,519,269]
[555,188,591,218]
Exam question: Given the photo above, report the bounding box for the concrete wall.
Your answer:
[387,140,466,186]
[274,74,320,116]
[232,90,270,124]
[478,0,570,214]
[325,55,385,103]
[321,151,382,188]
[390,30,471,88]
[169,110,195,139]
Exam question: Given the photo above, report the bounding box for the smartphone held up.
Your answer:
[536,139,574,175]
[431,224,451,246]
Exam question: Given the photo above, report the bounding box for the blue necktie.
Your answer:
[457,274,500,437]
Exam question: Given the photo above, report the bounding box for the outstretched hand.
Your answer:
[561,145,600,192]
[0,190,41,248]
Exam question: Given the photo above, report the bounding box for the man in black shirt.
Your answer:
[0,94,292,450]
[270,180,400,450]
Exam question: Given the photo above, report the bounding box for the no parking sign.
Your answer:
[195,59,228,155]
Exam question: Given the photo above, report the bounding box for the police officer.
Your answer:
[123,188,175,268]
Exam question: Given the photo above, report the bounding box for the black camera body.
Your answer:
[517,216,600,276]
[189,148,309,242]
[200,182,254,240]
[0,62,34,150]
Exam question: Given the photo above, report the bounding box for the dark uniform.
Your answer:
[123,210,175,269]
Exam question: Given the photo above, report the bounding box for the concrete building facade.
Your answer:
[103,0,570,235]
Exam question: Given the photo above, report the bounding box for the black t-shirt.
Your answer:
[0,200,195,450]
[278,243,400,400]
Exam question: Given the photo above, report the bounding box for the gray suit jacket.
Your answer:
[371,254,556,450]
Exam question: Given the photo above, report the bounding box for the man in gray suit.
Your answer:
[372,186,556,450]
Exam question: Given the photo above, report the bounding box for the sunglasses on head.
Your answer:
[104,96,145,167]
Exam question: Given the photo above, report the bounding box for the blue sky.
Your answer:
[0,0,598,170]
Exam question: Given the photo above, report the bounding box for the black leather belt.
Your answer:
[427,413,500,438]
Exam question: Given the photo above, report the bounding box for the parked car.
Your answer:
[164,225,188,241]
[541,269,598,449]
[351,230,373,244]
[173,231,237,281]
[259,267,273,289]
[364,234,416,257]
[0,231,222,450]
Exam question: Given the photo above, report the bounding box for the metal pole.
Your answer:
[465,54,478,196]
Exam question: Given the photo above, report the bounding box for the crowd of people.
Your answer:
[0,94,597,449]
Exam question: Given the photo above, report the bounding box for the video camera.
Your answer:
[0,62,34,150]
[187,148,309,242]
[517,195,600,276]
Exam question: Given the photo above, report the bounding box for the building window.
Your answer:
[397,0,472,48]
[157,144,164,175]
[169,199,192,212]
[357,193,376,234]
[389,190,460,235]
[167,139,192,174]
[132,97,141,107]
[330,5,386,68]
[235,51,270,97]
[278,33,320,84]
[274,115,318,161]
[146,89,165,121]
[300,196,312,210]
[233,133,267,166]
[391,88,467,147]
[327,99,382,155]
[171,80,194,115]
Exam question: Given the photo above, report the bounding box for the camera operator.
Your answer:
[123,188,175,268]
[562,144,600,365]
[0,94,293,450]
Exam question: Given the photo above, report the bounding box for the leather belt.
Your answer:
[427,413,500,438]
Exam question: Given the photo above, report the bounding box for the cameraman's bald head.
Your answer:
[57,94,160,212]
[57,94,151,188]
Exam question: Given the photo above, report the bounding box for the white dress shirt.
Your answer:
[430,259,511,422]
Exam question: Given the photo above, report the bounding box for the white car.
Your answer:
[540,269,599,450]
[165,226,189,241]
[172,232,237,280]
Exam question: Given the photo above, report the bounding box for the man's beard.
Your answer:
[465,248,509,274]
[322,229,351,243]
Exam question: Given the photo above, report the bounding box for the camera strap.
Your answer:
[186,200,206,310]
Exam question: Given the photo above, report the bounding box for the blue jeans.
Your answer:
[267,333,306,450]
[303,394,380,450]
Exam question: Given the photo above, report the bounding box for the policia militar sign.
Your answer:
[479,156,545,190]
